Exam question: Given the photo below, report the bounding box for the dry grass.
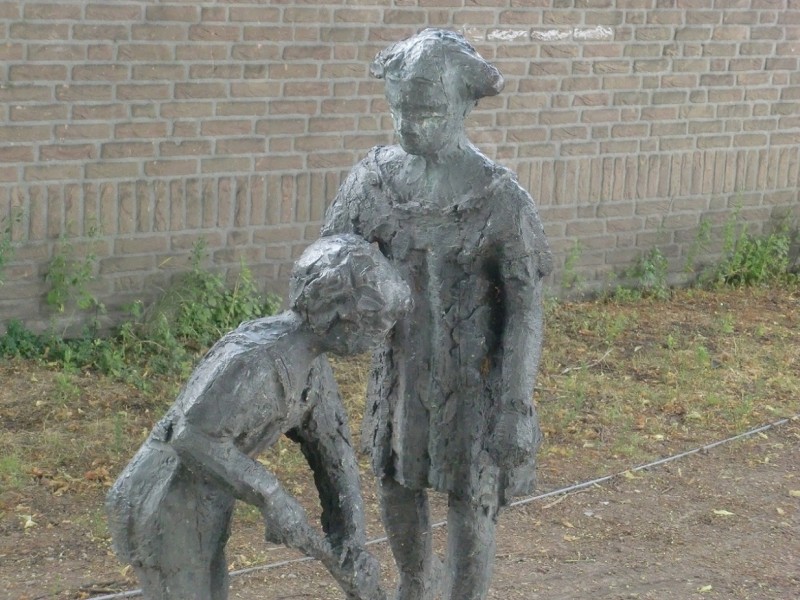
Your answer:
[1,284,798,511]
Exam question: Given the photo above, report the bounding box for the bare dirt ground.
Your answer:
[1,287,798,600]
[2,419,797,600]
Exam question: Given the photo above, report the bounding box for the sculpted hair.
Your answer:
[370,28,504,104]
[289,234,410,336]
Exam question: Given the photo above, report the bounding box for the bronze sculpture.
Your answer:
[106,234,411,600]
[322,28,552,600]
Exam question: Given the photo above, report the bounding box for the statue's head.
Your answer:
[370,28,503,157]
[289,234,411,354]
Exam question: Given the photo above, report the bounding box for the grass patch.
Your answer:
[535,283,799,482]
[2,285,796,506]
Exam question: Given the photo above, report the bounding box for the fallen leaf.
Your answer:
[698,585,713,593]
[84,467,109,482]
[563,534,579,542]
[789,490,800,498]
[22,515,36,529]
[623,470,638,480]
[713,509,735,516]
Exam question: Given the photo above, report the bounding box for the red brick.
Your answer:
[216,101,267,117]
[132,24,186,42]
[85,4,142,20]
[115,236,168,255]
[72,104,128,121]
[1,125,51,143]
[27,43,85,61]
[73,24,129,41]
[10,104,69,122]
[175,44,228,61]
[9,64,66,81]
[99,255,156,275]
[268,63,319,79]
[282,45,332,61]
[101,142,154,159]
[114,122,167,139]
[229,7,280,22]
[57,85,115,105]
[146,5,199,22]
[25,164,81,181]
[119,44,174,61]
[189,23,242,42]
[175,83,227,99]
[217,138,266,155]
[40,144,96,162]
[116,84,171,101]
[254,154,305,172]
[0,146,34,162]
[201,157,253,173]
[160,102,214,119]
[283,7,331,23]
[189,64,243,79]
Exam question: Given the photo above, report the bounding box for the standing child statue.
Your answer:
[322,28,553,600]
[106,234,411,600]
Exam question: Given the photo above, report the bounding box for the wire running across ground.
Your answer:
[87,414,799,600]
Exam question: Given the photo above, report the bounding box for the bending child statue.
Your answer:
[106,234,411,600]
[322,28,553,600]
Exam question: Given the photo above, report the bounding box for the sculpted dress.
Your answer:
[323,145,552,503]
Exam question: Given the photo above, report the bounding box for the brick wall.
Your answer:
[1,1,799,331]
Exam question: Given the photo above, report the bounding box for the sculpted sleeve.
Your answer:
[321,149,383,237]
[488,175,551,490]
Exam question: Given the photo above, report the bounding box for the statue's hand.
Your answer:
[262,494,328,557]
[340,544,385,600]
[487,409,536,469]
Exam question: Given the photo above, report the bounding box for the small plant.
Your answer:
[634,247,670,299]
[0,319,45,358]
[0,452,26,489]
[54,372,81,405]
[0,208,25,287]
[1,237,281,389]
[560,240,584,295]
[44,226,107,341]
[684,218,712,277]
[615,246,670,301]
[150,239,280,350]
[45,228,102,314]
[712,228,792,287]
[113,411,128,455]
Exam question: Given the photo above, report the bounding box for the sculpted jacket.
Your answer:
[322,145,552,501]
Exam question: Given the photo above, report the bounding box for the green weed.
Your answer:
[622,247,670,300]
[0,452,26,488]
[712,228,793,287]
[560,240,584,295]
[45,227,104,319]
[0,210,22,285]
[2,237,281,388]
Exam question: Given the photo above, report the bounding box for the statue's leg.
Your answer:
[132,479,234,600]
[442,491,501,600]
[378,475,438,600]
[209,496,234,600]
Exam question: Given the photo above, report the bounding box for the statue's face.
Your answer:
[385,77,464,157]
[325,308,396,355]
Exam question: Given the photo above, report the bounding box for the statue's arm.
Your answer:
[169,412,330,556]
[286,357,366,549]
[285,358,386,599]
[321,153,376,236]
[490,189,552,468]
